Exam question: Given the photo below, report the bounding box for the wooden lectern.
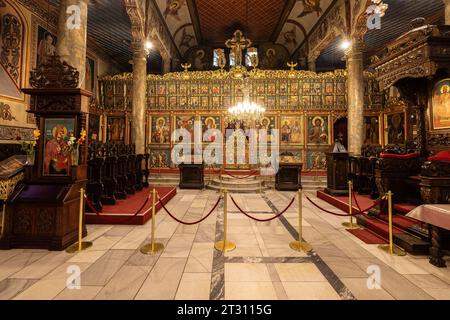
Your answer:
[179,163,205,189]
[325,152,349,196]
[276,163,302,191]
[0,56,91,250]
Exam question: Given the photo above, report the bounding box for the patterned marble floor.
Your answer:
[0,189,449,300]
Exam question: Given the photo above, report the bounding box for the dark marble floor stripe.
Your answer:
[262,193,357,300]
[225,256,312,264]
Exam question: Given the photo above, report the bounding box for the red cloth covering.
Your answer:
[428,150,450,162]
[380,152,418,160]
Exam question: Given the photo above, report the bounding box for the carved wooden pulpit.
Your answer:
[325,153,349,196]
[0,56,92,250]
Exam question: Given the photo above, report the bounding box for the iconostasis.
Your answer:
[96,69,387,171]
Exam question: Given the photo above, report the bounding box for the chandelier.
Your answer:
[228,101,266,123]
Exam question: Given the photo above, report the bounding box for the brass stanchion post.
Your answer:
[214,189,236,252]
[342,181,360,229]
[290,189,312,252]
[378,191,406,256]
[66,188,93,253]
[141,188,164,255]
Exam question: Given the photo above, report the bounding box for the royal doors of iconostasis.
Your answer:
[224,116,277,170]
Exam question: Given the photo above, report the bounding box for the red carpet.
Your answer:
[316,190,374,214]
[85,187,177,225]
[316,190,420,234]
[347,228,388,244]
[316,190,429,254]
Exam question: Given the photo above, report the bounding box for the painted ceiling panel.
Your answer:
[155,0,198,55]
[276,0,333,54]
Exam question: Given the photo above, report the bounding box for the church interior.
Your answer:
[0,0,449,301]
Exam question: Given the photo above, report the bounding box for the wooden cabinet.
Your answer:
[275,163,302,191]
[179,163,205,189]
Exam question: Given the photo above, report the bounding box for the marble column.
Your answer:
[308,58,316,72]
[346,41,365,155]
[444,0,450,25]
[132,42,147,154]
[56,0,88,87]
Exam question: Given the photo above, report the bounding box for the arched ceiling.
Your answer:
[316,0,445,72]
[33,0,446,73]
[154,0,337,56]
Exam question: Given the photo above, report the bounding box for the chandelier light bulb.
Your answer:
[145,40,154,50]
[340,39,351,50]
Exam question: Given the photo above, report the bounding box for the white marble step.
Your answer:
[206,184,269,194]
[209,178,263,188]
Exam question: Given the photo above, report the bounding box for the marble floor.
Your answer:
[0,189,449,300]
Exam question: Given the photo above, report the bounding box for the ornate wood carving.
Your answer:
[370,25,450,90]
[0,13,22,84]
[29,55,79,89]
[33,95,78,112]
[427,133,450,149]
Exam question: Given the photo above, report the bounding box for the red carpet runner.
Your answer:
[85,187,177,225]
[316,190,429,254]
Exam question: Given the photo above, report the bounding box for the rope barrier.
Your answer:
[85,192,151,225]
[351,191,387,214]
[158,193,222,225]
[229,194,295,222]
[305,195,359,217]
[305,194,386,217]
[352,191,386,213]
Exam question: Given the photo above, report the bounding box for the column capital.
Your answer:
[131,41,146,56]
[344,40,365,59]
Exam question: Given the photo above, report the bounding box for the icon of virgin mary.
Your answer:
[44,124,71,175]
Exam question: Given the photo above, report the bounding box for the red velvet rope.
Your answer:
[158,193,222,225]
[84,192,151,224]
[305,194,385,217]
[351,191,388,214]
[230,195,295,222]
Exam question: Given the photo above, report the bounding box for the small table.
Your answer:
[179,163,205,190]
[407,205,450,268]
[275,163,302,191]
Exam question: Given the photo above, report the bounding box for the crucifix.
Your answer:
[225,30,252,67]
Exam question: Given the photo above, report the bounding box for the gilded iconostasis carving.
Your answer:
[98,69,385,170]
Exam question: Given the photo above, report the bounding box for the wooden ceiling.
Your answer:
[36,0,446,73]
[316,0,445,72]
[194,0,289,45]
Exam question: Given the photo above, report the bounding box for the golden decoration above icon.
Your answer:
[181,63,191,72]
[287,61,298,71]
